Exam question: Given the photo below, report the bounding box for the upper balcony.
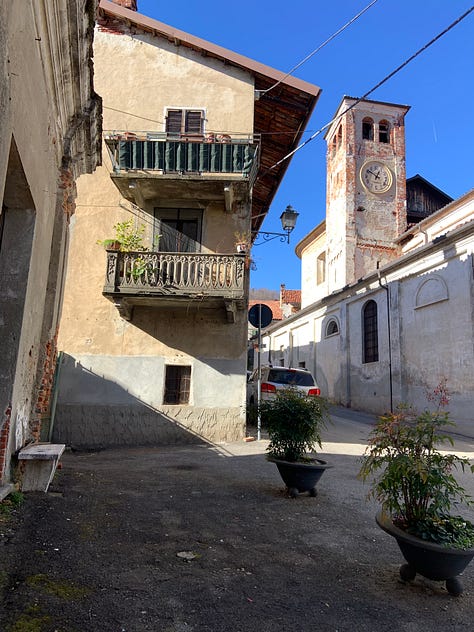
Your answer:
[103,250,247,323]
[104,131,260,209]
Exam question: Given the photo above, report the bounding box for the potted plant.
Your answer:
[234,231,251,254]
[359,380,474,596]
[97,238,122,251]
[97,219,147,252]
[260,387,332,498]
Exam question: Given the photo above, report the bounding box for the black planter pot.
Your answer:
[267,456,332,498]
[376,511,474,596]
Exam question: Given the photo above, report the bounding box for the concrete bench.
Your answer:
[18,443,65,492]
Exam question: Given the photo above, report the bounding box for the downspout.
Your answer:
[377,264,393,413]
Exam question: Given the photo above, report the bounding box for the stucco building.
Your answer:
[54,0,320,448]
[259,97,474,426]
[0,1,101,491]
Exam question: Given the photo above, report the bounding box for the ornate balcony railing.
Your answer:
[103,251,247,300]
[104,132,260,187]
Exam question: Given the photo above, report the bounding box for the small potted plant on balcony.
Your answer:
[234,231,251,254]
[97,219,147,252]
[260,387,332,498]
[359,379,474,596]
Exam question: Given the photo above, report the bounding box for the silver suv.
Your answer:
[246,366,320,406]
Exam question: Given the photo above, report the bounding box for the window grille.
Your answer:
[363,300,378,363]
[325,319,339,337]
[164,365,191,404]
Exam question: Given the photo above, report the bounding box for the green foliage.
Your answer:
[112,219,146,252]
[98,219,147,252]
[407,515,474,549]
[0,491,24,519]
[260,388,329,462]
[359,381,474,549]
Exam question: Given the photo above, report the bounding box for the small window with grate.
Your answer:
[165,108,204,137]
[363,300,378,363]
[164,365,191,404]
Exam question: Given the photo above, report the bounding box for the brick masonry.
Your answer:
[30,332,59,443]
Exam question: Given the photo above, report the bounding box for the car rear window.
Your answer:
[267,369,315,387]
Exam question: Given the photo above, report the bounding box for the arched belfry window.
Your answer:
[379,120,390,143]
[362,117,374,140]
[363,300,378,363]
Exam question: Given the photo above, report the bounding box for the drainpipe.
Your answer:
[377,263,393,413]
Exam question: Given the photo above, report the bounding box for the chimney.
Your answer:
[280,283,285,307]
[110,0,138,10]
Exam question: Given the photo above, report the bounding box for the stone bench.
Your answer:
[18,443,65,492]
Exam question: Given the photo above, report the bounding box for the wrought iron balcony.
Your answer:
[103,250,247,322]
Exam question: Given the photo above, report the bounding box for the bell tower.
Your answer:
[324,97,410,293]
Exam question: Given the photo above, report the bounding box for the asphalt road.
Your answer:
[1,408,474,631]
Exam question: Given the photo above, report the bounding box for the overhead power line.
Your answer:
[263,5,474,175]
[258,0,378,97]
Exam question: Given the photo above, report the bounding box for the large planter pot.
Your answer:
[376,511,474,596]
[268,456,332,498]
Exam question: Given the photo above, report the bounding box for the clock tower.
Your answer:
[324,97,410,293]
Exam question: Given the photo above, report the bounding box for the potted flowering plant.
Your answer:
[359,379,474,596]
[260,387,332,498]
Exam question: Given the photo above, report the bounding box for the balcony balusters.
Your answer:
[104,251,246,299]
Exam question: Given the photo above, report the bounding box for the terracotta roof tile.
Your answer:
[248,300,283,321]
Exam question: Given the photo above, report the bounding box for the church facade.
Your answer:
[259,97,474,426]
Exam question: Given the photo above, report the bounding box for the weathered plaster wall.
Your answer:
[0,1,100,483]
[300,230,327,308]
[57,24,255,446]
[262,222,474,428]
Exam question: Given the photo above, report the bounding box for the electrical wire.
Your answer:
[258,0,378,97]
[263,4,474,175]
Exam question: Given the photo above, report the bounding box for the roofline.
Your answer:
[294,219,326,259]
[263,218,474,336]
[396,187,474,243]
[98,1,320,97]
[323,95,410,140]
[406,173,453,202]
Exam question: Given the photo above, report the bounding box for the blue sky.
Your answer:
[137,0,473,291]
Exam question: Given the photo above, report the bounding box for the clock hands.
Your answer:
[366,168,380,180]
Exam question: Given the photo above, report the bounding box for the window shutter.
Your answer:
[166,109,183,135]
[185,110,203,134]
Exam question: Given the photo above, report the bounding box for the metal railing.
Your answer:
[103,250,247,299]
[104,131,260,187]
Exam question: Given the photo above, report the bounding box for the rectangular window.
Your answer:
[154,208,202,253]
[363,301,379,363]
[165,108,204,137]
[316,252,326,285]
[164,365,191,404]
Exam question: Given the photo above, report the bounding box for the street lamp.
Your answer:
[252,205,299,245]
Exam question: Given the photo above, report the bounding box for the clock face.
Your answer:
[360,161,393,194]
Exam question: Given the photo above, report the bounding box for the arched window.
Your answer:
[363,300,378,363]
[325,318,339,337]
[362,117,374,140]
[379,120,390,143]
